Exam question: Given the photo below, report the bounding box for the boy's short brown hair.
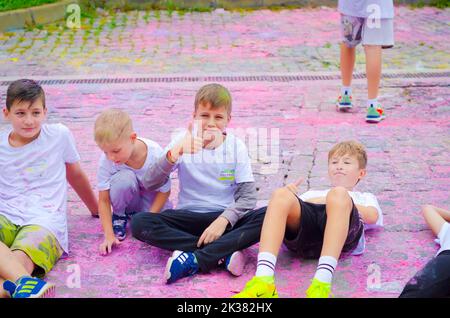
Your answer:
[94,109,133,145]
[6,79,46,110]
[328,140,368,169]
[194,83,232,115]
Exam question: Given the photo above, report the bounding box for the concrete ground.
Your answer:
[0,6,449,298]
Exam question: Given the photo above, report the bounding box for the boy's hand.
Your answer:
[169,121,203,162]
[285,177,304,195]
[99,235,121,256]
[197,216,229,247]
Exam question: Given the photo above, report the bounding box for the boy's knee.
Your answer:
[130,212,146,238]
[364,44,382,51]
[110,170,138,191]
[130,212,157,240]
[326,187,351,204]
[271,187,295,201]
[109,170,139,201]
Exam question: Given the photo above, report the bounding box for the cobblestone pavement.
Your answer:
[0,6,449,76]
[0,6,449,298]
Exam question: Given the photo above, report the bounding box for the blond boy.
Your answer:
[94,109,171,255]
[234,140,383,298]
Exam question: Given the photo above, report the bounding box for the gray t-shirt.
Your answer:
[338,0,394,19]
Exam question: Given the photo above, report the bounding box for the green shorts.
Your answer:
[0,214,63,278]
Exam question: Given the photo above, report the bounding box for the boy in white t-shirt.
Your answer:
[400,205,450,297]
[94,109,171,255]
[336,0,394,123]
[234,140,383,298]
[0,79,98,298]
[131,84,265,284]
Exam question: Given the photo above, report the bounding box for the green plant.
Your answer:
[0,0,57,12]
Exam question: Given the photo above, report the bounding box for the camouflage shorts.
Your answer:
[0,214,63,278]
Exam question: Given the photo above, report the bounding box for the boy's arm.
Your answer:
[98,190,121,255]
[196,182,257,247]
[66,162,98,217]
[149,191,171,213]
[355,205,379,225]
[142,127,202,191]
[221,182,258,228]
[304,197,326,204]
[302,196,379,224]
[141,154,174,191]
[422,205,450,236]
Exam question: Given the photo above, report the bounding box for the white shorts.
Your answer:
[341,14,394,49]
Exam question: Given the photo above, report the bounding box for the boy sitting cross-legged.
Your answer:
[131,83,266,283]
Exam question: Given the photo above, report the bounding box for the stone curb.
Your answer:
[92,0,433,10]
[0,0,79,32]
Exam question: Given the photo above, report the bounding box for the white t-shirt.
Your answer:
[299,189,383,255]
[0,124,80,254]
[167,132,254,213]
[436,222,450,256]
[338,0,394,19]
[97,137,171,193]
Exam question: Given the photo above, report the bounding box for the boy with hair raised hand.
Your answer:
[132,83,266,283]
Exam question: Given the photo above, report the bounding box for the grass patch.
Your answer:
[410,0,450,8]
[0,0,58,12]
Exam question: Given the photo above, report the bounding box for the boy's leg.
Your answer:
[306,187,358,298]
[321,187,353,259]
[0,242,31,297]
[340,44,356,88]
[364,45,382,100]
[131,210,220,252]
[362,17,393,122]
[337,15,363,110]
[109,170,143,240]
[0,215,30,297]
[109,170,141,216]
[233,188,302,298]
[4,225,63,298]
[198,187,301,271]
[399,250,450,298]
[194,206,268,272]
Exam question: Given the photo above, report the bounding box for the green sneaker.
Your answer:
[366,104,386,123]
[336,94,353,111]
[232,276,278,298]
[306,278,332,298]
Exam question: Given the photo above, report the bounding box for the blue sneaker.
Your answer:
[4,276,55,298]
[2,280,17,298]
[220,251,245,276]
[165,250,199,284]
[112,214,128,241]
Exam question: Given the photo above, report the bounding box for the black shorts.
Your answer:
[283,197,364,259]
[399,250,450,298]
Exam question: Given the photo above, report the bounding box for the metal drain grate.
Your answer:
[0,72,448,86]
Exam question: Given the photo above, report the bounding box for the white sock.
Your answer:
[255,252,277,277]
[314,256,337,284]
[367,98,378,108]
[341,86,352,96]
